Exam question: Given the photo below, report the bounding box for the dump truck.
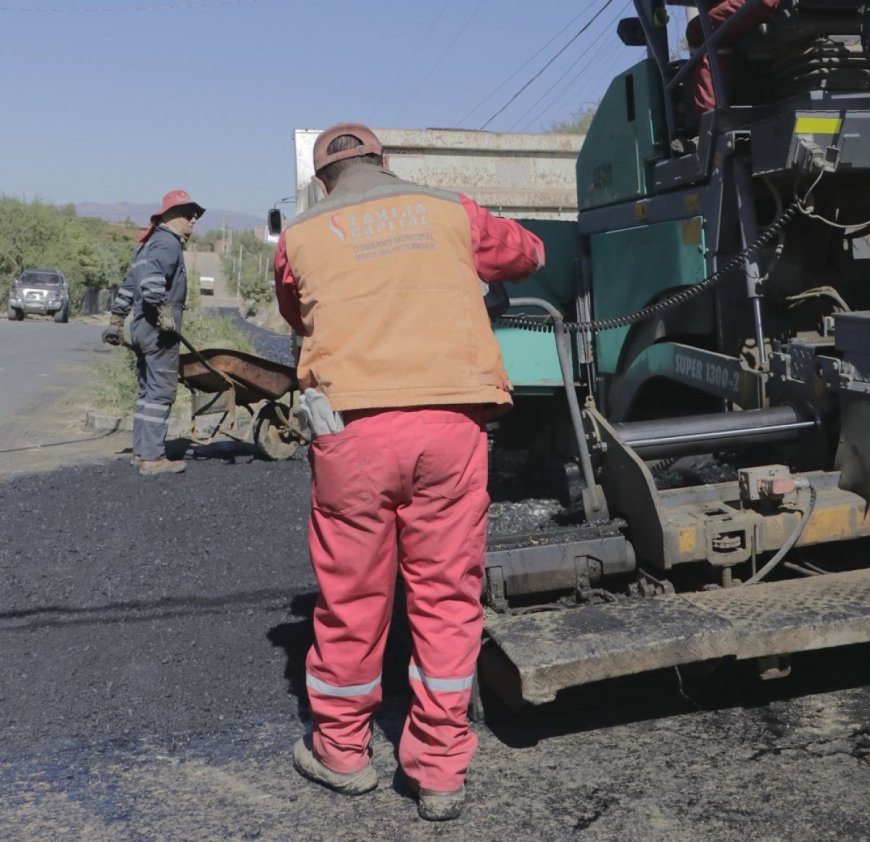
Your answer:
[272,0,870,713]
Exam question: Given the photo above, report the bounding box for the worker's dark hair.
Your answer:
[318,134,382,190]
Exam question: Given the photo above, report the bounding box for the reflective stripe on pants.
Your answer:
[130,319,179,461]
[305,406,488,788]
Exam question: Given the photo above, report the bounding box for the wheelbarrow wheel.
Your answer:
[254,403,304,461]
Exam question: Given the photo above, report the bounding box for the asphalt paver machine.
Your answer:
[480,0,870,710]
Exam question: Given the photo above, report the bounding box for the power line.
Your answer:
[580,2,640,92]
[509,2,631,132]
[479,0,616,130]
[0,0,258,11]
[524,43,629,133]
[389,0,486,125]
[524,40,631,133]
[454,7,593,127]
[510,44,610,132]
[507,2,625,131]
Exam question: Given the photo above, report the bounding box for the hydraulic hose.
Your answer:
[745,481,818,585]
[510,296,605,518]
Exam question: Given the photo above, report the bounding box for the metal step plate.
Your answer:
[484,569,870,704]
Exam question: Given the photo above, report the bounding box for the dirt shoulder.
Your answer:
[0,369,131,479]
[0,315,133,480]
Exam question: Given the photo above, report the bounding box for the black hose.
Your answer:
[746,482,818,585]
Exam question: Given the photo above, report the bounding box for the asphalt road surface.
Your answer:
[2,318,870,841]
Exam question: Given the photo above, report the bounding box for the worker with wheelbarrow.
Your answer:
[102,189,205,476]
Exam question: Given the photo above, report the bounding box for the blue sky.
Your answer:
[0,0,689,217]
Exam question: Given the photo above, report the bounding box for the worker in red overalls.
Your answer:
[687,0,781,115]
[274,124,544,821]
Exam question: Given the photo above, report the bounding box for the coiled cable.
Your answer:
[496,199,801,335]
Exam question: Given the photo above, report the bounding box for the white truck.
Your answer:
[272,127,583,226]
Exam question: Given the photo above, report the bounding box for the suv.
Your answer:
[8,269,70,323]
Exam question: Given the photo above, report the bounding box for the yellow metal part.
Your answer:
[683,193,701,213]
[803,505,870,544]
[679,527,697,555]
[659,473,870,568]
[794,116,843,136]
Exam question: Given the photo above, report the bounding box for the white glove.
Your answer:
[295,388,344,436]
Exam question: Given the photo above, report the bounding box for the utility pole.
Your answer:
[237,244,243,312]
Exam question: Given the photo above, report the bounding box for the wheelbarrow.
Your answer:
[176,336,309,461]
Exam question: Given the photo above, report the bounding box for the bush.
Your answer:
[0,197,135,317]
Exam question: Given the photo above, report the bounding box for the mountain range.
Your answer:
[76,201,262,234]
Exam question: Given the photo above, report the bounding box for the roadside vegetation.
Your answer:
[0,196,278,416]
[0,197,135,314]
[0,197,278,321]
[204,229,277,311]
[549,104,597,134]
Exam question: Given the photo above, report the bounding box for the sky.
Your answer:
[0,0,690,219]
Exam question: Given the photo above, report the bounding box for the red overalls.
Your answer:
[305,406,489,791]
[274,166,544,792]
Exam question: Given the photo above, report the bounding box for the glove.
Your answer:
[296,388,344,436]
[101,314,125,346]
[157,303,176,333]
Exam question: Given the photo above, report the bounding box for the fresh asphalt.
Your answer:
[1,317,869,841]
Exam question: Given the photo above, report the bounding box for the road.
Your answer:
[0,318,131,477]
[1,322,869,841]
[185,250,237,312]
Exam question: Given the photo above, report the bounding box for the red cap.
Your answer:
[150,189,206,224]
[313,124,383,174]
[138,189,206,242]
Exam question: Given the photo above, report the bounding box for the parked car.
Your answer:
[8,269,70,322]
[200,275,215,296]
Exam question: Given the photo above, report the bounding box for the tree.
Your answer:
[220,230,275,307]
[549,103,598,134]
[0,197,134,313]
[189,228,224,252]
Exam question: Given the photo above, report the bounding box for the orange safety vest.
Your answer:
[281,167,513,413]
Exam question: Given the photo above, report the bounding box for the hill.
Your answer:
[76,201,261,234]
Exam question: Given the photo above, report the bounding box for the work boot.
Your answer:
[406,776,466,821]
[292,735,377,796]
[138,458,186,476]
